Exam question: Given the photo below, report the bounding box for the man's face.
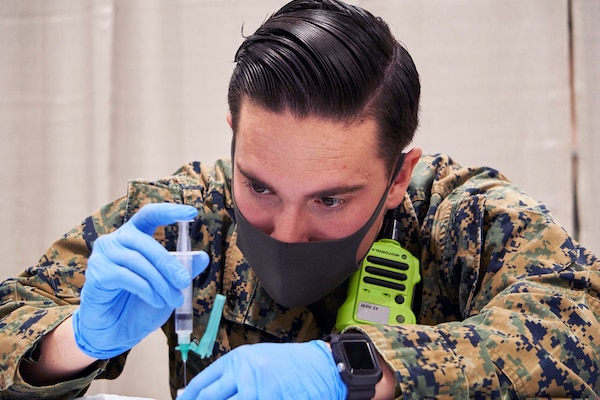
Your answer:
[231,100,404,261]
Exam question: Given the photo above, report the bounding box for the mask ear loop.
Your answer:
[389,153,406,185]
[378,153,406,240]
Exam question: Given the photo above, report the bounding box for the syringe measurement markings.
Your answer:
[176,314,193,332]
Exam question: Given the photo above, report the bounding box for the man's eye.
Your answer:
[320,197,343,208]
[251,183,269,194]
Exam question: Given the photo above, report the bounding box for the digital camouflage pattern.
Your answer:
[0,154,598,399]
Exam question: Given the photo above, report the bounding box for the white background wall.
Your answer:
[1,0,598,398]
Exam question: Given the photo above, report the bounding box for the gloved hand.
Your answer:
[72,203,209,359]
[177,340,347,400]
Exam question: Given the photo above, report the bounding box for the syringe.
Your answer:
[173,219,225,395]
[174,220,193,387]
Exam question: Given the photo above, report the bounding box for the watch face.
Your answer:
[342,340,377,374]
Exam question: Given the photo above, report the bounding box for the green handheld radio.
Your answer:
[336,209,421,331]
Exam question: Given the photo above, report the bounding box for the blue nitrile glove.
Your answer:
[177,340,347,400]
[72,203,209,359]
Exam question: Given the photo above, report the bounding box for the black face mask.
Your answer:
[233,188,389,308]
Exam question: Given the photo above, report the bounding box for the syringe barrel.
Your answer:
[174,251,194,312]
[174,220,197,344]
[172,250,198,343]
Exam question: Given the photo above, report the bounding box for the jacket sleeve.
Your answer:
[0,161,209,398]
[356,161,600,398]
[0,196,132,399]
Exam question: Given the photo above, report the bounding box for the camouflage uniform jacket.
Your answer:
[1,154,599,399]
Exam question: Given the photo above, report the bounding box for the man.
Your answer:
[1,0,598,399]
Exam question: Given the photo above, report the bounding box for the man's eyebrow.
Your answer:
[237,164,274,192]
[308,184,365,199]
[237,164,365,198]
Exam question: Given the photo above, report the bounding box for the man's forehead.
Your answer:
[236,98,377,131]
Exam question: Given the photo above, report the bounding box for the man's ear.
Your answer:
[226,111,233,128]
[385,148,422,209]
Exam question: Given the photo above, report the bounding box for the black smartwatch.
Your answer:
[326,333,383,400]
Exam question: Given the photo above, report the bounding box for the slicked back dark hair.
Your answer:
[228,0,420,174]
